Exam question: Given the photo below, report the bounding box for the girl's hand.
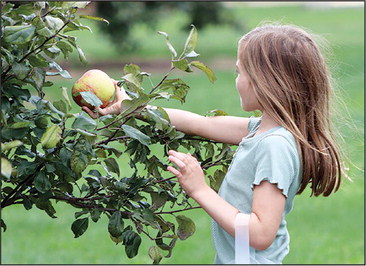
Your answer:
[82,80,131,118]
[167,150,209,199]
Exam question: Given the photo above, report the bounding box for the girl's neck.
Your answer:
[256,112,280,134]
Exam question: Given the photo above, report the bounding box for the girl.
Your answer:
[83,23,345,264]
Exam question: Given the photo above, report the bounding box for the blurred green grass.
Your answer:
[1,3,364,264]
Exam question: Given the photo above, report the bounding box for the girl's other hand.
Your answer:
[167,150,209,199]
[82,80,131,119]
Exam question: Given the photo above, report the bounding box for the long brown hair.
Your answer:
[238,23,346,196]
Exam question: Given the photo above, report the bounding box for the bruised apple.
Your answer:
[72,69,115,109]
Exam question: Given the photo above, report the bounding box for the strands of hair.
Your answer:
[239,22,348,197]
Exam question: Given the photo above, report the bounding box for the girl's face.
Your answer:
[235,60,261,112]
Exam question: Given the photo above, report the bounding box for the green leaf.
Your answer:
[46,101,64,117]
[80,15,109,24]
[208,170,225,193]
[10,122,32,129]
[190,61,217,83]
[12,62,30,80]
[180,25,198,59]
[22,196,33,210]
[61,87,72,108]
[122,125,151,146]
[28,54,49,68]
[124,63,141,76]
[79,91,103,107]
[53,100,67,114]
[145,107,170,130]
[34,171,52,193]
[176,215,195,240]
[37,26,53,38]
[70,148,91,175]
[3,25,36,44]
[1,158,12,180]
[150,192,168,210]
[149,246,163,264]
[34,198,57,218]
[75,211,89,219]
[104,158,120,176]
[45,16,64,31]
[90,209,101,222]
[17,161,40,177]
[158,31,177,58]
[185,50,200,58]
[40,124,62,149]
[119,94,150,116]
[173,59,192,72]
[108,211,124,237]
[56,40,74,58]
[30,68,45,90]
[158,78,190,103]
[71,217,89,238]
[122,229,142,258]
[46,46,62,56]
[1,127,29,141]
[74,128,97,137]
[72,112,97,131]
[76,45,87,65]
[2,140,23,151]
[59,70,72,79]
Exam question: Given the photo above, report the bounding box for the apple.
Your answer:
[72,69,115,109]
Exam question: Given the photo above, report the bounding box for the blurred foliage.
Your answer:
[95,2,240,53]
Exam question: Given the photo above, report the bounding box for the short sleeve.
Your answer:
[247,117,261,134]
[251,134,299,197]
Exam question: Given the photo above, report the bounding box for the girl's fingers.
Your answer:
[169,150,199,165]
[95,106,107,115]
[168,155,186,169]
[82,106,98,119]
[168,150,189,162]
[167,166,182,178]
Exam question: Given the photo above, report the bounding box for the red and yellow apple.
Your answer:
[72,69,115,109]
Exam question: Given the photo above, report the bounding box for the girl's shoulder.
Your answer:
[257,128,299,160]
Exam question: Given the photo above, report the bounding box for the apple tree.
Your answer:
[1,1,234,263]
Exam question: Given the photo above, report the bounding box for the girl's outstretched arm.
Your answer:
[167,150,286,251]
[164,108,250,145]
[83,84,251,145]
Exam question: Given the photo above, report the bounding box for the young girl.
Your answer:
[83,23,345,264]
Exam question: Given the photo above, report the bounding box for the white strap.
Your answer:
[235,212,251,264]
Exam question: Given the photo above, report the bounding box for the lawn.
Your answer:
[1,3,364,264]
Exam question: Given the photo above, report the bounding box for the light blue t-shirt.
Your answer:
[212,117,301,264]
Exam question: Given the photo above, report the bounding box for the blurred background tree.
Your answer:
[95,2,240,53]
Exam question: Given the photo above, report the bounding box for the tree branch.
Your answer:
[154,205,201,215]
[1,165,43,209]
[149,66,175,94]
[155,176,177,184]
[50,195,132,217]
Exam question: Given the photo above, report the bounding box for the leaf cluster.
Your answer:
[1,2,234,263]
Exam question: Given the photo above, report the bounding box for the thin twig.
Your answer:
[155,176,177,183]
[149,66,175,94]
[154,205,202,215]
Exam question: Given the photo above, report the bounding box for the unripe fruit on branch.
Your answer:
[72,69,115,109]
